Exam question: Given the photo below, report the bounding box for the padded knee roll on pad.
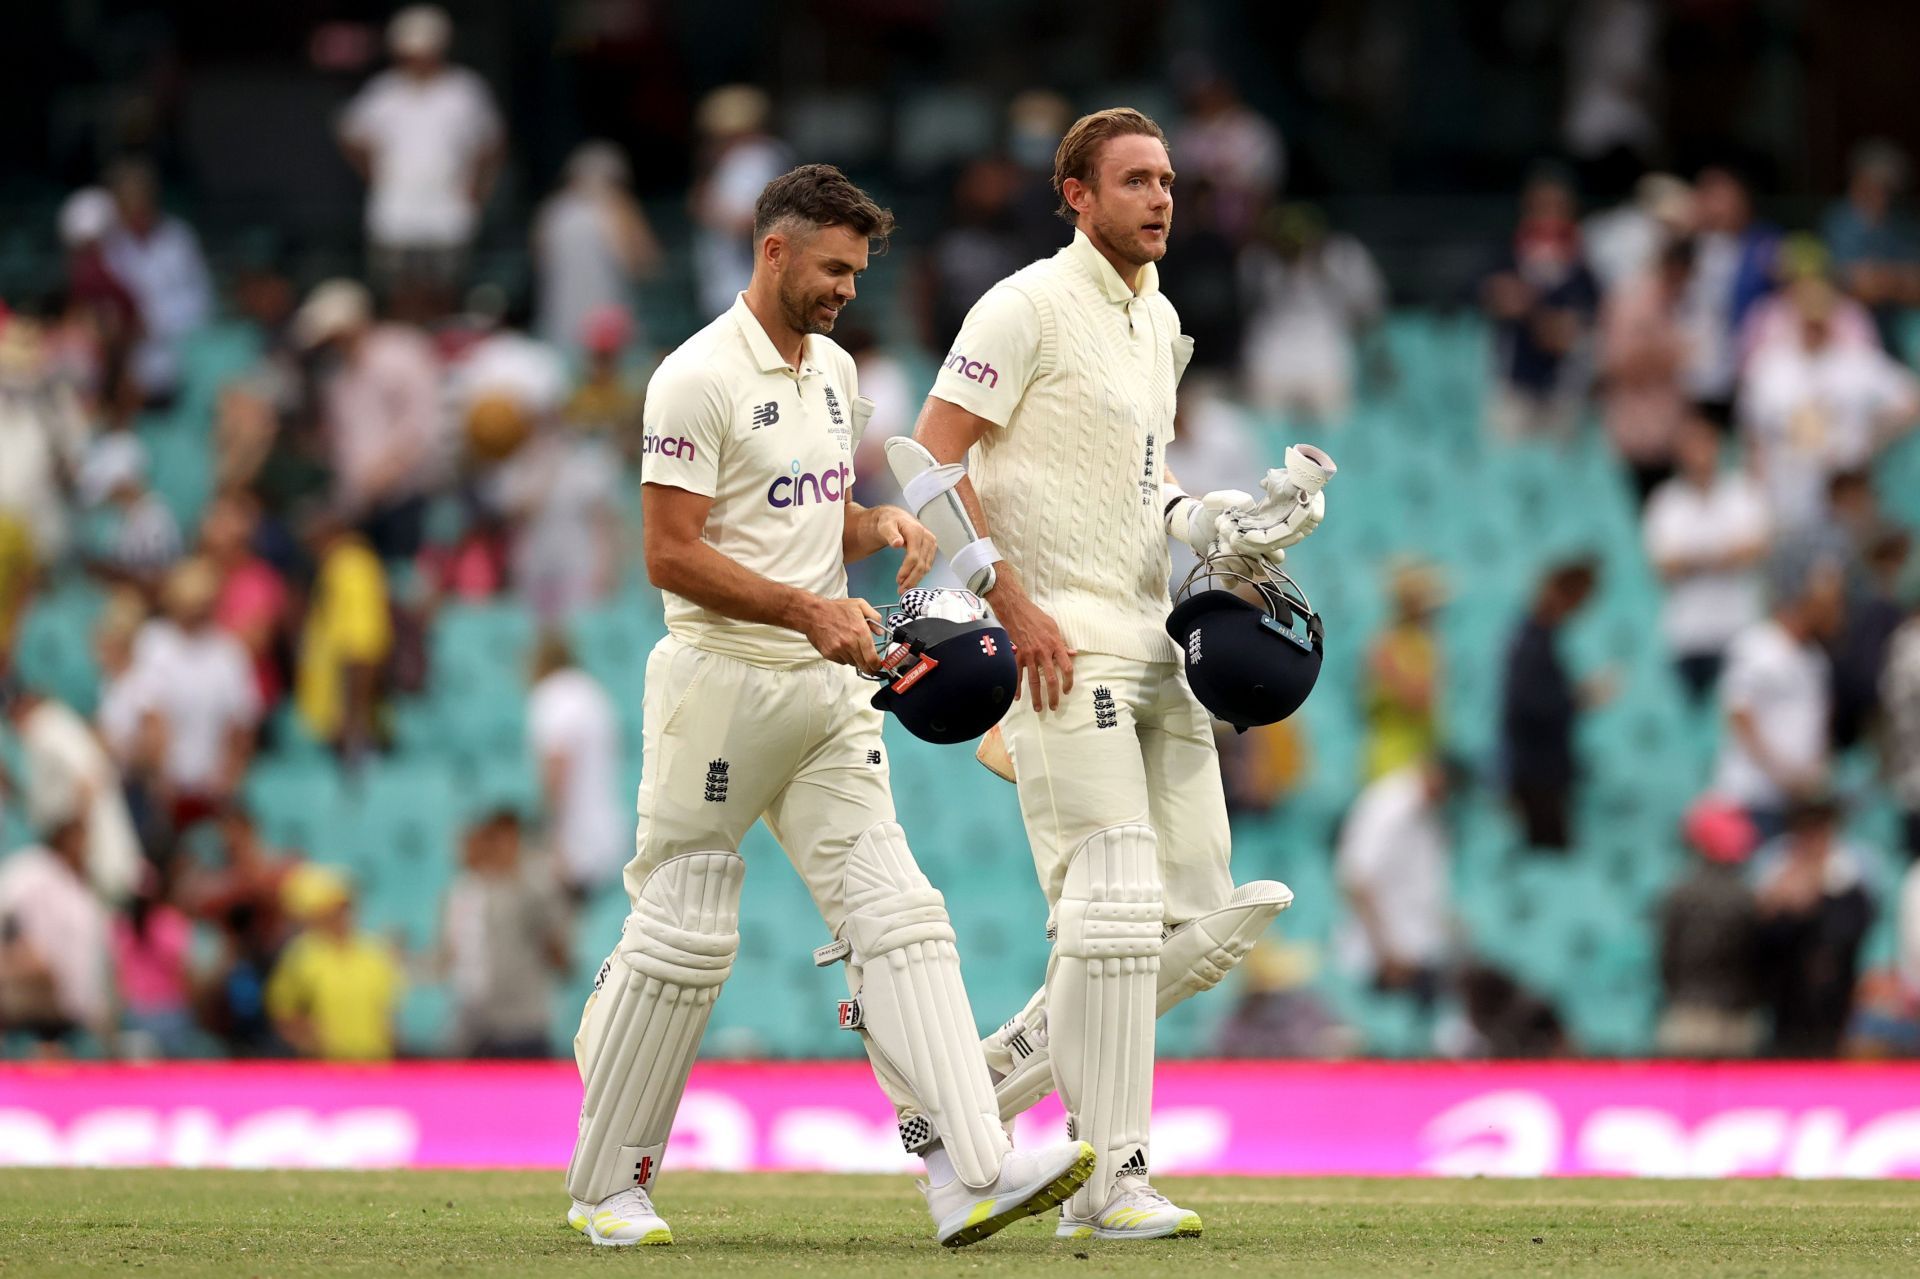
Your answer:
[837,822,1010,1189]
[565,851,743,1204]
[987,881,1292,1121]
[1048,824,1162,1216]
[1158,880,1293,1015]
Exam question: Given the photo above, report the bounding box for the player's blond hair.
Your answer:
[1051,107,1169,223]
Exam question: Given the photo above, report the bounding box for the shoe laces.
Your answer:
[600,1186,657,1217]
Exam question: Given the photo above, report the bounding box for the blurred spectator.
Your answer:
[1002,90,1076,258]
[533,141,660,357]
[1752,795,1874,1058]
[1823,139,1920,354]
[79,431,182,594]
[1740,277,1919,531]
[1599,236,1695,504]
[1561,0,1661,197]
[0,806,112,1057]
[1156,180,1243,378]
[201,491,291,712]
[55,187,139,422]
[560,305,646,451]
[689,86,791,317]
[112,868,198,1059]
[0,515,31,646]
[466,334,619,622]
[100,159,213,409]
[1335,758,1454,1006]
[1481,172,1600,440]
[1829,516,1908,753]
[845,328,917,511]
[1499,558,1604,851]
[1455,963,1570,1058]
[265,864,403,1061]
[1738,235,1879,369]
[440,811,568,1057]
[1711,553,1846,836]
[1884,605,1920,859]
[1212,941,1354,1058]
[1655,799,1762,1057]
[0,314,91,567]
[528,634,624,899]
[921,157,1029,354]
[338,4,504,314]
[1239,204,1386,421]
[1172,69,1285,242]
[1679,164,1779,425]
[1583,172,1693,292]
[294,510,392,760]
[129,557,262,829]
[1363,560,1446,781]
[294,279,446,561]
[180,806,298,1056]
[2,680,142,902]
[91,589,165,848]
[1642,412,1770,702]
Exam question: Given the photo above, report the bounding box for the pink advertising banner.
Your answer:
[3,1060,1920,1178]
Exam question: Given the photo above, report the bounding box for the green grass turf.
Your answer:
[2,1170,1917,1277]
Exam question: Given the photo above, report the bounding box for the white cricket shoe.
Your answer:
[1058,1183,1203,1240]
[925,1140,1096,1248]
[566,1199,590,1233]
[578,1187,673,1246]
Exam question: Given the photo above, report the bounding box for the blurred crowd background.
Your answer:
[3,0,1920,1067]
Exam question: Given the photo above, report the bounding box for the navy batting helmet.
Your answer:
[1165,558,1324,730]
[867,589,1017,744]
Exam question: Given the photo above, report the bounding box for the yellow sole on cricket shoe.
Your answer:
[1057,1210,1204,1241]
[585,1223,673,1247]
[941,1141,1097,1249]
[567,1202,588,1233]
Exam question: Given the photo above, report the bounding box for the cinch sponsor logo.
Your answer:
[642,433,696,461]
[767,459,852,508]
[943,349,998,388]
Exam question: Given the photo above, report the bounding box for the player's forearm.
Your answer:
[647,535,824,634]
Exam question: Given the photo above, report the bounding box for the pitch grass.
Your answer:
[3,1170,1918,1277]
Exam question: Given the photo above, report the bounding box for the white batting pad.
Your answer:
[1047,823,1162,1215]
[884,435,1000,595]
[565,851,743,1204]
[835,822,1010,1188]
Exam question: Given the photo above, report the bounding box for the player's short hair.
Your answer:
[753,164,895,251]
[1052,107,1169,223]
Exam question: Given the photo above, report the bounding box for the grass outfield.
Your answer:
[2,1170,1917,1277]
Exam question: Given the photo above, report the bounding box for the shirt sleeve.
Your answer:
[338,81,381,147]
[640,363,729,498]
[929,283,1043,428]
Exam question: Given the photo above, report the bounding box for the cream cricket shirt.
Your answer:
[641,294,864,667]
[931,230,1193,663]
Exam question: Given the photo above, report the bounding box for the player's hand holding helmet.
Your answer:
[1165,554,1325,730]
[865,588,1018,743]
[1218,444,1336,567]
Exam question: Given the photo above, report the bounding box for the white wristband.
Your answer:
[951,537,1002,590]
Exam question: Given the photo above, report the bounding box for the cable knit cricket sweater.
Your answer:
[930,230,1192,664]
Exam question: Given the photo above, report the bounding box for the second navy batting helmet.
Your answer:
[1165,557,1324,730]
[867,588,1017,744]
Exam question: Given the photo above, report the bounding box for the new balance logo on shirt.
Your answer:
[752,401,780,428]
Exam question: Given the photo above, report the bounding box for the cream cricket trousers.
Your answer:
[999,653,1234,924]
[618,634,896,931]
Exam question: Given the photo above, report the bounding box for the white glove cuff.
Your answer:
[1162,484,1198,539]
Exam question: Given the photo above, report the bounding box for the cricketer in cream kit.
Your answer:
[642,293,864,668]
[928,228,1228,922]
